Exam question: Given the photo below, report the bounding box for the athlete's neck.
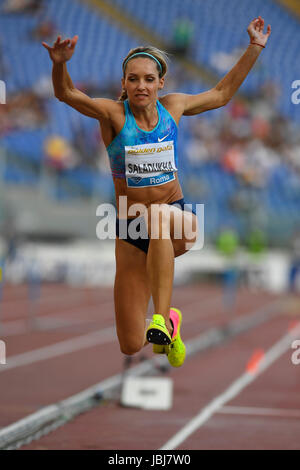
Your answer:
[128,99,158,128]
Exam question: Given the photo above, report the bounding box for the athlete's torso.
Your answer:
[99,96,183,216]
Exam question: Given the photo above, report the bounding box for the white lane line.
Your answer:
[0,295,113,324]
[0,305,112,337]
[0,297,283,373]
[160,322,300,450]
[218,406,300,419]
[0,289,87,308]
[0,292,217,338]
[0,299,288,448]
[0,357,157,448]
[0,327,116,373]
[0,317,93,337]
[1,290,216,337]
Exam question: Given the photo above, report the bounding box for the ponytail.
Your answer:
[118,88,128,102]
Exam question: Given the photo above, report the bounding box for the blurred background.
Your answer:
[0,0,300,294]
[1,0,300,450]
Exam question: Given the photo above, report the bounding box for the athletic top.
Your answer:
[106,99,178,188]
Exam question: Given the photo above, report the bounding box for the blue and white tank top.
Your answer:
[106,99,178,188]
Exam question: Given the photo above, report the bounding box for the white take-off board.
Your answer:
[121,377,173,410]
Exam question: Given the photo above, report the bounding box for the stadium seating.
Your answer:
[110,0,300,122]
[0,0,140,197]
[0,0,299,243]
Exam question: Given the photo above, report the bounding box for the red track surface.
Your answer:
[0,282,299,449]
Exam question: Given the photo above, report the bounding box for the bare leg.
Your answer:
[147,238,174,334]
[114,238,151,355]
[145,205,199,336]
[114,208,198,355]
[146,206,174,335]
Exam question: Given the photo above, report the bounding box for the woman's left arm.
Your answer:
[182,16,271,115]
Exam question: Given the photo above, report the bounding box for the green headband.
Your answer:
[123,52,163,75]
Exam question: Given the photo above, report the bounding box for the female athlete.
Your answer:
[42,16,271,367]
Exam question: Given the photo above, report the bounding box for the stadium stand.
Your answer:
[0,0,299,244]
[109,0,300,121]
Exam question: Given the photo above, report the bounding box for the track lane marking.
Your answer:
[0,298,285,373]
[0,305,113,337]
[160,322,300,450]
[0,327,116,373]
[1,291,217,336]
[218,405,300,418]
[0,298,288,448]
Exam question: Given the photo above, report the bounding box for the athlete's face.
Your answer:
[122,58,164,106]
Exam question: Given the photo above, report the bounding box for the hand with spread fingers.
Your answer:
[247,16,271,47]
[42,35,79,63]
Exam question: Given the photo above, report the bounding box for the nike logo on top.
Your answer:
[158,134,170,142]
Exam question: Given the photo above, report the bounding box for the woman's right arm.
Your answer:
[43,35,115,120]
[52,61,114,119]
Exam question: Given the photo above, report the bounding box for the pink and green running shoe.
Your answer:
[147,308,186,368]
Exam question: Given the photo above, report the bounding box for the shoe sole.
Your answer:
[146,326,171,346]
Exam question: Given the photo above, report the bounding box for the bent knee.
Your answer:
[173,234,197,257]
[119,337,144,356]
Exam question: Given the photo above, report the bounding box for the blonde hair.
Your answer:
[119,46,169,101]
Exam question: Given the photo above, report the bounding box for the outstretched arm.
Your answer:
[213,16,271,105]
[42,35,114,120]
[166,16,271,117]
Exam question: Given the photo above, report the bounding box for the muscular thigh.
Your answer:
[145,204,199,258]
[172,209,199,257]
[114,237,151,350]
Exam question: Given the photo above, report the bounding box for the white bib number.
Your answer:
[125,141,177,188]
